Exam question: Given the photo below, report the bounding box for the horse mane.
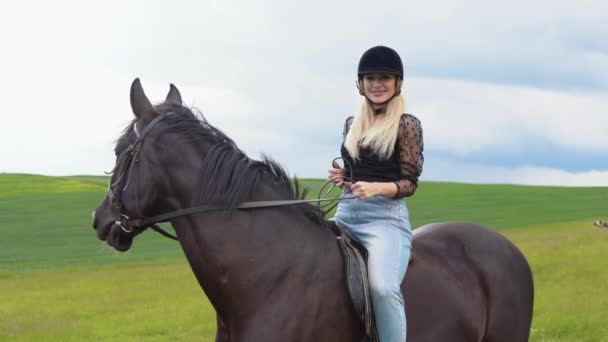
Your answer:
[118,102,328,226]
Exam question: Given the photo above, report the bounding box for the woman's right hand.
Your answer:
[328,161,352,189]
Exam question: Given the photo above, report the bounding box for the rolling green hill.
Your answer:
[0,174,606,272]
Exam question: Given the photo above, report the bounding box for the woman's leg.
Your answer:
[334,196,412,341]
[357,225,411,341]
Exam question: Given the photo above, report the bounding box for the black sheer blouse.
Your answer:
[341,113,424,198]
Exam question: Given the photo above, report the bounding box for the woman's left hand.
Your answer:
[350,182,378,199]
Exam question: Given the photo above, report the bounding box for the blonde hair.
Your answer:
[344,94,407,160]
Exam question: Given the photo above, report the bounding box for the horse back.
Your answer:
[405,222,534,342]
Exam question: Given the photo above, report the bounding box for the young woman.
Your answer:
[328,45,424,341]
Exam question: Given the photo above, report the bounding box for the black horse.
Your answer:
[93,79,534,341]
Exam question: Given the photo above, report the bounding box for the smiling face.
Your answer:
[360,73,398,106]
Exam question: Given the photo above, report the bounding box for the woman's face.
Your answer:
[361,73,398,105]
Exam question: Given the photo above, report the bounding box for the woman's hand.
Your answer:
[350,181,378,199]
[350,181,398,199]
[328,161,352,189]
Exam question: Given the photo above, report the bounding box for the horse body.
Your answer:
[92,79,533,341]
[174,208,533,341]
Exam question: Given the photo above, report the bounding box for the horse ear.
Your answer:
[166,83,182,105]
[130,78,155,122]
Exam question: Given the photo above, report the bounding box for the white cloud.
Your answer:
[515,167,608,187]
[408,78,608,155]
[424,157,608,186]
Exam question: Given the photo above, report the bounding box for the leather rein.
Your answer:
[107,112,353,241]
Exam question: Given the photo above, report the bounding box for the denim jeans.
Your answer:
[333,193,412,342]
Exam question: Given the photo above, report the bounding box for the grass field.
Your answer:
[1,173,607,341]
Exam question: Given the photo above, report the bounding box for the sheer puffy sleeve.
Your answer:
[393,114,424,198]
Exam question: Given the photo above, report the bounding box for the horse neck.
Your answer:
[170,180,335,317]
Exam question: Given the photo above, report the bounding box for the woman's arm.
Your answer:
[348,114,423,200]
[394,114,424,198]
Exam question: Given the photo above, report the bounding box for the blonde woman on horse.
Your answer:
[329,45,424,341]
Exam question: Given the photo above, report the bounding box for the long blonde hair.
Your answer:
[344,94,407,160]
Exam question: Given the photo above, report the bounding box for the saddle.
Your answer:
[330,221,416,342]
[330,221,379,342]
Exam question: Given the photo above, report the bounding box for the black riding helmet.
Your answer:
[357,46,404,103]
[357,46,403,80]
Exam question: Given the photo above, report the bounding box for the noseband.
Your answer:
[107,113,354,241]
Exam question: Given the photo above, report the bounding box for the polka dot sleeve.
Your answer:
[394,114,424,198]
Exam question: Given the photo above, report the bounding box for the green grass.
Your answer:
[2,220,607,341]
[1,173,607,341]
[0,174,184,272]
[0,262,215,341]
[509,221,608,342]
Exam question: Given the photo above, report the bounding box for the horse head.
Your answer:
[92,78,202,251]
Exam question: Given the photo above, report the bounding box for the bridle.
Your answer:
[106,112,354,241]
[107,113,171,238]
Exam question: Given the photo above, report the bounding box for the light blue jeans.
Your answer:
[333,193,412,342]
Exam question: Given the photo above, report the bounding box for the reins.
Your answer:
[133,191,352,228]
[129,188,354,241]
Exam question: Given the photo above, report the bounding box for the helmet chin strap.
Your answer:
[373,106,387,115]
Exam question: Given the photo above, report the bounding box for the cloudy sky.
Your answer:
[1,0,607,186]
